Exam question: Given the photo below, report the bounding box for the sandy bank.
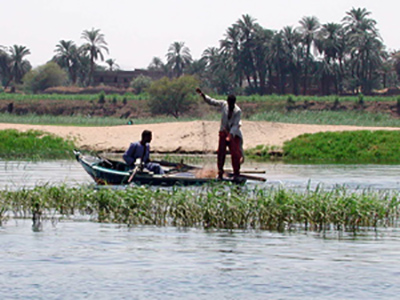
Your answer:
[2,121,399,153]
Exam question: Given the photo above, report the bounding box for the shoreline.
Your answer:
[1,120,400,153]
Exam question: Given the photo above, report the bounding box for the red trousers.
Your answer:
[218,131,242,177]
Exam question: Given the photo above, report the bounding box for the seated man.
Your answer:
[123,130,164,175]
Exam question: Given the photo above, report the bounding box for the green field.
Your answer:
[1,92,400,103]
[0,92,146,102]
[249,110,400,127]
[0,113,208,126]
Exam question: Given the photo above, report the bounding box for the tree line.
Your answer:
[153,8,400,96]
[1,7,400,96]
[0,28,111,91]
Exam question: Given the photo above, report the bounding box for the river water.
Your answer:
[1,160,400,299]
[2,159,400,190]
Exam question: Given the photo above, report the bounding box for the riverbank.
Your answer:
[1,121,400,153]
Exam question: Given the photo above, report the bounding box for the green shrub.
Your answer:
[22,62,68,93]
[130,75,152,94]
[358,93,365,106]
[98,91,105,104]
[147,75,199,118]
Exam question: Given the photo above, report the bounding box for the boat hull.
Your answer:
[74,151,245,186]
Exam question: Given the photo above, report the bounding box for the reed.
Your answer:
[1,184,399,232]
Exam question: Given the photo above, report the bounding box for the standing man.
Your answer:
[123,130,164,175]
[196,88,243,179]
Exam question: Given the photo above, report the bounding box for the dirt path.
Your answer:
[2,121,400,153]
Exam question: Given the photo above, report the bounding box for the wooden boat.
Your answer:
[74,150,247,186]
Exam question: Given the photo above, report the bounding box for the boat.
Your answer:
[74,150,247,186]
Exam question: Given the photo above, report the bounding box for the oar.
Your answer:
[152,160,200,171]
[225,168,266,174]
[225,172,266,182]
[127,164,140,183]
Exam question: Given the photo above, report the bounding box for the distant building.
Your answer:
[93,69,165,88]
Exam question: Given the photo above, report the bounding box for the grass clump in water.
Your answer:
[1,184,399,232]
[0,129,75,160]
[282,130,400,164]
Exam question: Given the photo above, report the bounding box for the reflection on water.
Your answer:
[254,163,400,190]
[1,220,399,299]
[0,160,91,189]
[1,159,400,191]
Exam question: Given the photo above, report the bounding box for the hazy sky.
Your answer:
[1,0,399,70]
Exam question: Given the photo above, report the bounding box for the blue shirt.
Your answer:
[123,141,150,166]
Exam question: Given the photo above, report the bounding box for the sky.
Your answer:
[1,0,399,70]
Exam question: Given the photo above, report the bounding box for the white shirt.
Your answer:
[203,94,243,140]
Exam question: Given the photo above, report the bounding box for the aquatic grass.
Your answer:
[1,184,399,233]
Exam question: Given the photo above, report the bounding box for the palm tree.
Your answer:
[81,28,109,85]
[343,8,383,94]
[269,32,286,94]
[282,26,302,95]
[9,45,31,84]
[237,14,259,92]
[0,46,11,87]
[147,57,165,73]
[105,58,119,71]
[75,50,91,86]
[316,23,343,94]
[392,51,400,82]
[220,24,242,88]
[201,47,234,94]
[54,40,79,84]
[220,15,261,92]
[348,31,385,94]
[298,16,320,94]
[252,26,274,94]
[166,42,192,77]
[342,7,378,35]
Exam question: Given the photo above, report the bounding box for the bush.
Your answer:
[98,91,106,104]
[130,75,152,94]
[147,75,199,118]
[23,62,68,93]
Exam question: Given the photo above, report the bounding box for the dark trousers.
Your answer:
[217,131,242,177]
